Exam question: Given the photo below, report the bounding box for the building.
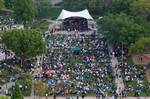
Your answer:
[133,54,150,65]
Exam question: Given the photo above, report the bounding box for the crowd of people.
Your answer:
[63,18,88,32]
[49,19,96,34]
[35,34,118,98]
[31,33,150,98]
[111,43,150,97]
[0,20,149,98]
[0,15,15,31]
[119,62,150,96]
[0,15,24,31]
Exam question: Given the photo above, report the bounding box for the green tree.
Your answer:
[17,73,33,96]
[34,80,48,98]
[111,0,134,14]
[4,0,13,9]
[63,0,112,15]
[88,0,112,15]
[98,13,150,46]
[3,29,45,66]
[131,0,150,20]
[129,37,150,55]
[12,83,24,99]
[0,0,4,10]
[12,0,37,24]
[63,0,86,11]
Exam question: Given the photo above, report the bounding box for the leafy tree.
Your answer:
[88,0,112,15]
[17,73,33,96]
[34,80,48,98]
[12,0,37,24]
[0,0,4,10]
[133,16,150,34]
[129,37,150,55]
[111,0,134,14]
[3,29,45,66]
[35,0,54,18]
[4,0,13,9]
[63,0,86,11]
[12,83,24,99]
[63,0,112,15]
[98,13,150,46]
[131,0,150,20]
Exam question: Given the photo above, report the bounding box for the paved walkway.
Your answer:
[111,56,125,93]
[0,52,5,61]
[108,45,125,95]
[24,96,150,99]
[0,82,15,95]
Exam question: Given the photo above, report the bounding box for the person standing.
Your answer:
[81,91,85,99]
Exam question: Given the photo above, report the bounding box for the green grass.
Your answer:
[125,80,150,96]
[0,96,10,99]
[31,20,50,32]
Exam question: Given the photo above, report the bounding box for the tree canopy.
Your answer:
[34,80,48,97]
[12,0,36,24]
[12,83,24,99]
[3,29,45,62]
[16,73,33,96]
[111,0,134,14]
[0,0,4,10]
[63,0,112,15]
[98,13,150,46]
[4,0,13,9]
[129,37,150,55]
[131,0,150,21]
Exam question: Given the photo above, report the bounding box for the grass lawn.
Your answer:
[125,80,150,96]
[31,20,50,32]
[0,96,10,99]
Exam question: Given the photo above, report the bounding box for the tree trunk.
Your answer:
[20,57,26,71]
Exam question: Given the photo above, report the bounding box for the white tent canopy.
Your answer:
[57,9,94,20]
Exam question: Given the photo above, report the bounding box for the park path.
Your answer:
[0,82,15,95]
[24,96,150,99]
[0,52,5,61]
[111,56,125,94]
[109,45,125,95]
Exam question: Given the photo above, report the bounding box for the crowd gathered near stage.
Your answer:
[37,34,115,97]
[0,17,149,97]
[0,15,15,31]
[30,33,149,97]
[39,33,149,97]
[0,31,150,98]
[0,32,149,98]
[0,15,24,31]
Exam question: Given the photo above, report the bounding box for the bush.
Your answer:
[0,96,10,99]
[16,73,33,96]
[12,84,24,99]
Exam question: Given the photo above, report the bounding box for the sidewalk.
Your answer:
[111,56,125,92]
[24,96,150,99]
[108,45,125,94]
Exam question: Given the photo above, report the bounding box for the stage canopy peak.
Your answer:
[57,9,94,20]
